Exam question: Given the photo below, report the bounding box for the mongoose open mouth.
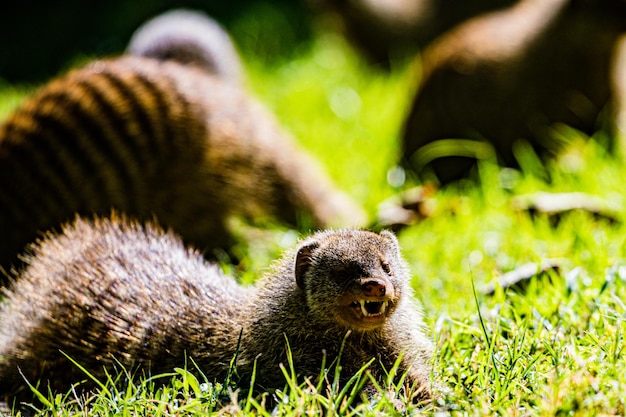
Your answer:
[344,299,390,329]
[350,299,388,317]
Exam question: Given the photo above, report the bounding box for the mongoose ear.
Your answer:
[295,241,319,289]
[379,230,400,252]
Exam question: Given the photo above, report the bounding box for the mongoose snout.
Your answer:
[361,278,388,297]
[344,279,392,329]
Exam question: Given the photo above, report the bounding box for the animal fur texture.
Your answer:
[0,216,433,404]
[0,10,366,278]
[401,0,626,183]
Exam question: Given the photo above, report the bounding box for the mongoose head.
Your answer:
[294,229,409,332]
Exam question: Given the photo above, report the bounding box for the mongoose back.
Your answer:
[401,0,626,183]
[0,216,433,404]
[0,216,247,401]
[0,10,366,278]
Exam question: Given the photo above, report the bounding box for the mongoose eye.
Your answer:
[381,261,391,275]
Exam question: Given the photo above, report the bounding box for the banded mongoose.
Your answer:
[0,216,434,405]
[401,0,626,184]
[0,10,366,278]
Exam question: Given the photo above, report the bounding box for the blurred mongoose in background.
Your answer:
[0,216,434,405]
[401,0,626,184]
[0,9,366,278]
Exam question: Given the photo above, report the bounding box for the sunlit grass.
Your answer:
[2,9,626,416]
[244,32,417,213]
[244,30,626,415]
[0,84,31,121]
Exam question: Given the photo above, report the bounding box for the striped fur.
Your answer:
[0,216,432,404]
[0,51,366,279]
[0,216,248,400]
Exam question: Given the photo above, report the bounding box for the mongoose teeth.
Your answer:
[354,300,388,317]
[379,300,388,314]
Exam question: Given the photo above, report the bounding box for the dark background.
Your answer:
[0,0,313,83]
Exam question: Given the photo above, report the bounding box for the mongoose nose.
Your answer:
[362,280,386,297]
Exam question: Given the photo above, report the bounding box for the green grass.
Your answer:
[246,36,626,414]
[3,9,626,417]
